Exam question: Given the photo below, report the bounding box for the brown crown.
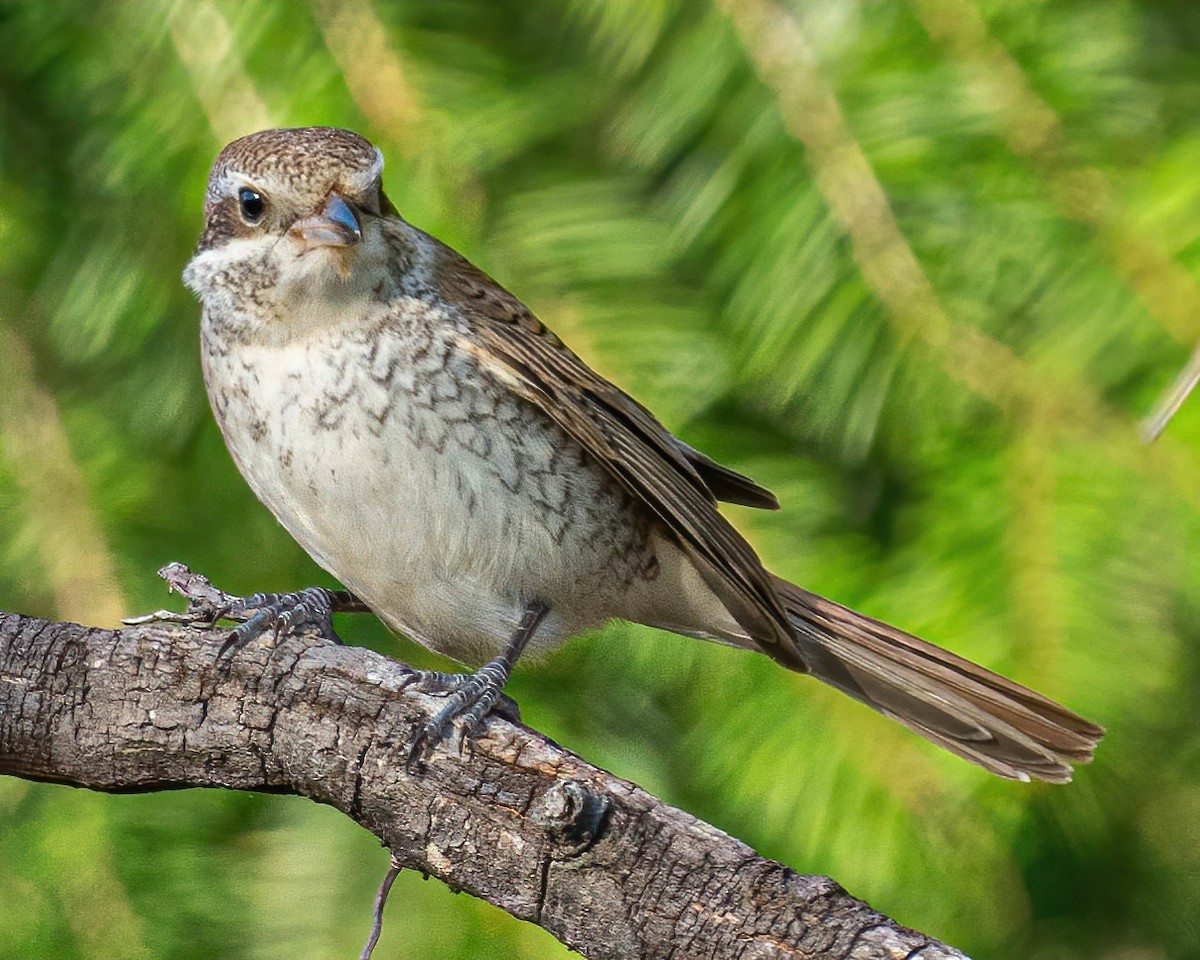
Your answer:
[205,127,380,211]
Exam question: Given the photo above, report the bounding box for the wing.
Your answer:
[673,438,779,510]
[431,240,797,653]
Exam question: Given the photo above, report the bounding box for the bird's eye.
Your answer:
[238,188,265,223]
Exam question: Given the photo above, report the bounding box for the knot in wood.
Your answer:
[529,779,609,858]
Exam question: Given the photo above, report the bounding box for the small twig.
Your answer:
[1141,342,1200,442]
[123,563,372,626]
[122,562,235,625]
[360,856,403,960]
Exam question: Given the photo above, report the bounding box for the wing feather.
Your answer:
[434,243,795,650]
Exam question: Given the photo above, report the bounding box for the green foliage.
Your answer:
[2,0,1199,956]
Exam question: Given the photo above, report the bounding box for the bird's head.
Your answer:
[184,127,405,337]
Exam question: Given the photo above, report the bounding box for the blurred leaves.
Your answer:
[2,0,1200,958]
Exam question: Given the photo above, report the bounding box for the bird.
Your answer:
[181,126,1103,782]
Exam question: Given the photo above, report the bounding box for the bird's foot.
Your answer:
[125,562,357,662]
[215,585,344,659]
[405,661,521,765]
[404,600,547,766]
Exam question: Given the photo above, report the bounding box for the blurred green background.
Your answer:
[2,0,1199,957]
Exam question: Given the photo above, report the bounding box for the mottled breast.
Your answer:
[201,303,658,663]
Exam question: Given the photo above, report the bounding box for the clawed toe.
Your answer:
[404,601,546,768]
[404,667,514,767]
[215,587,342,661]
[402,670,467,695]
[215,606,275,661]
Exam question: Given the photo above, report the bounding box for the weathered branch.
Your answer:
[0,609,966,959]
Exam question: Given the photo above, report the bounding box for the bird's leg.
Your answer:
[124,562,369,657]
[407,600,548,762]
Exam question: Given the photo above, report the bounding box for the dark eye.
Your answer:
[238,187,265,223]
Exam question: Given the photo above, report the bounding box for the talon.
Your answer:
[404,727,433,771]
[217,621,255,661]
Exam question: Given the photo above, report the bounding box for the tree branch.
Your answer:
[0,609,966,959]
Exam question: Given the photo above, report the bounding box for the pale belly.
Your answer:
[202,320,659,664]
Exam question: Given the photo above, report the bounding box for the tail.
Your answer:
[769,577,1103,783]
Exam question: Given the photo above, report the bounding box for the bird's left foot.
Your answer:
[405,600,548,766]
[125,562,365,661]
[404,662,521,763]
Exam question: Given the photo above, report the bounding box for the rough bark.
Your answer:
[0,610,967,959]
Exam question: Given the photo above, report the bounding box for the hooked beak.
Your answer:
[289,193,362,250]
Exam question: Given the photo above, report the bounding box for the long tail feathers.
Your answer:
[769,577,1103,783]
